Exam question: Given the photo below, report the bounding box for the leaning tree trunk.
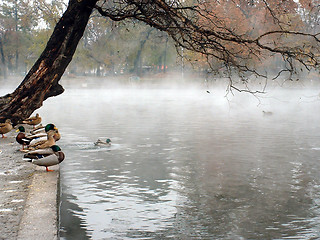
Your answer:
[0,0,98,125]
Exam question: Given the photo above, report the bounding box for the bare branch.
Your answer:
[93,0,320,83]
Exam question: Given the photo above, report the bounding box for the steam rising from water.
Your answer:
[2,76,320,239]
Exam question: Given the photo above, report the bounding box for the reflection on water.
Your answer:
[35,86,320,239]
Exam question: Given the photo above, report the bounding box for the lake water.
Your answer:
[22,82,320,239]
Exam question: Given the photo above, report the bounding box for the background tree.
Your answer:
[67,17,176,77]
[0,0,40,75]
[1,0,320,124]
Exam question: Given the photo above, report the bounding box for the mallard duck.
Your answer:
[27,129,57,150]
[22,113,42,128]
[30,123,53,135]
[94,138,111,146]
[23,145,65,172]
[29,123,60,141]
[16,126,33,150]
[15,126,45,150]
[262,111,273,116]
[0,119,13,138]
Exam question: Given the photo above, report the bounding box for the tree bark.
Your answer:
[133,29,153,76]
[0,0,98,125]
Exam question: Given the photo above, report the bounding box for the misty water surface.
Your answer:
[7,79,320,239]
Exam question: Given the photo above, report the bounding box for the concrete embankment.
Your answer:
[17,165,59,240]
[0,130,60,240]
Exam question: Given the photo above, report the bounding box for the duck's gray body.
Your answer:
[23,145,65,170]
[262,111,273,116]
[29,135,47,146]
[26,148,54,156]
[29,153,64,167]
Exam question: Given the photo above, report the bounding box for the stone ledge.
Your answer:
[17,165,60,240]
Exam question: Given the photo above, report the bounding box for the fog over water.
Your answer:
[3,77,320,239]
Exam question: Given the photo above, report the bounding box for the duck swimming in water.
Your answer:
[23,145,65,172]
[94,138,112,146]
[262,111,273,116]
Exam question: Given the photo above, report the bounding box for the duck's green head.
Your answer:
[16,126,26,132]
[51,145,61,152]
[106,139,111,143]
[45,123,56,132]
[16,126,25,132]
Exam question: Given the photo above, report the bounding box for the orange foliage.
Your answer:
[193,0,316,70]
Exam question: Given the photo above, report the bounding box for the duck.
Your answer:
[27,129,57,150]
[16,126,33,150]
[22,113,42,128]
[94,138,112,146]
[23,145,65,172]
[0,119,13,138]
[52,128,61,141]
[262,111,273,116]
[28,124,61,145]
[30,123,61,141]
[30,123,55,135]
[15,126,45,150]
